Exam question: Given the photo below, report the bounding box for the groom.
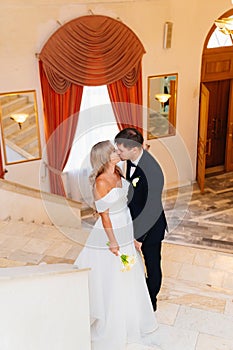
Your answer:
[115,127,167,311]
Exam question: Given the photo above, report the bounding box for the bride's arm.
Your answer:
[99,211,119,256]
[94,179,119,256]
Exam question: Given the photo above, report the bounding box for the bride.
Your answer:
[74,140,161,350]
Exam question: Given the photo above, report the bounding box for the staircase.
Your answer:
[0,93,40,159]
[0,178,83,225]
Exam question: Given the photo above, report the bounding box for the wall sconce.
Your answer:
[155,93,171,111]
[163,22,173,49]
[10,113,28,129]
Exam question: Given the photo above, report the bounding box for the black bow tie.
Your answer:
[128,160,136,168]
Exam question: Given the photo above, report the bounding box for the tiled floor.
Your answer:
[156,243,233,350]
[0,172,233,350]
[164,171,233,253]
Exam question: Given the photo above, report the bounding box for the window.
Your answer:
[63,85,120,202]
[208,17,233,48]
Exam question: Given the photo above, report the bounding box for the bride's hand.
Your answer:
[109,241,119,256]
[134,240,142,252]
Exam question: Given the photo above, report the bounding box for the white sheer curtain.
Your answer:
[63,85,120,205]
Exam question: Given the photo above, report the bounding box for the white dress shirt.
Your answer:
[130,149,143,177]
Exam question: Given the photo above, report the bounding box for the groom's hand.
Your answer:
[134,240,142,252]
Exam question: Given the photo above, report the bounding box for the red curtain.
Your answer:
[39,61,83,195]
[39,15,145,196]
[107,68,143,134]
[0,145,4,179]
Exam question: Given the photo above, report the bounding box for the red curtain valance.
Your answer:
[39,15,146,93]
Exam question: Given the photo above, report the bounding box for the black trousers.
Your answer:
[141,240,162,311]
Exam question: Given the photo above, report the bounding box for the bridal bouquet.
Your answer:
[119,252,136,272]
[106,242,136,272]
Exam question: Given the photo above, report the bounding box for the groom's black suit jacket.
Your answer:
[126,150,167,242]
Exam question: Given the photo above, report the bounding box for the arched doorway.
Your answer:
[197,9,233,193]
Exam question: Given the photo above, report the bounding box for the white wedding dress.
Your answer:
[74,178,161,350]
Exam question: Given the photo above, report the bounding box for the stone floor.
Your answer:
[164,171,233,253]
[0,172,233,349]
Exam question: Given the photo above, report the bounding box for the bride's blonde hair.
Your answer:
[89,140,122,188]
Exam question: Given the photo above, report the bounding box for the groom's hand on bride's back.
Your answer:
[134,240,142,252]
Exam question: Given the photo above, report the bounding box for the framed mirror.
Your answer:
[147,73,178,139]
[0,90,42,165]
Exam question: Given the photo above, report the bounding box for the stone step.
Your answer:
[5,139,36,159]
[1,96,30,116]
[80,205,95,218]
[0,94,18,105]
[0,178,82,226]
[16,133,39,155]
[7,122,36,142]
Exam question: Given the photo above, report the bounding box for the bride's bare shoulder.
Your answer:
[94,176,111,200]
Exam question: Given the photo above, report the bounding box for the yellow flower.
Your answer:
[132,177,140,187]
[106,242,136,272]
[119,253,136,272]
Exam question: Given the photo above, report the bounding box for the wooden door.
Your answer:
[197,84,209,193]
[205,80,229,168]
[226,80,233,171]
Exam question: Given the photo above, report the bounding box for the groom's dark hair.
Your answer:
[114,128,144,149]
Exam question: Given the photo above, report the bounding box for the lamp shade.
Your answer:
[11,113,28,124]
[155,93,171,103]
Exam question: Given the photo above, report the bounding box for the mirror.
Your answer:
[0,90,41,165]
[147,73,178,139]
